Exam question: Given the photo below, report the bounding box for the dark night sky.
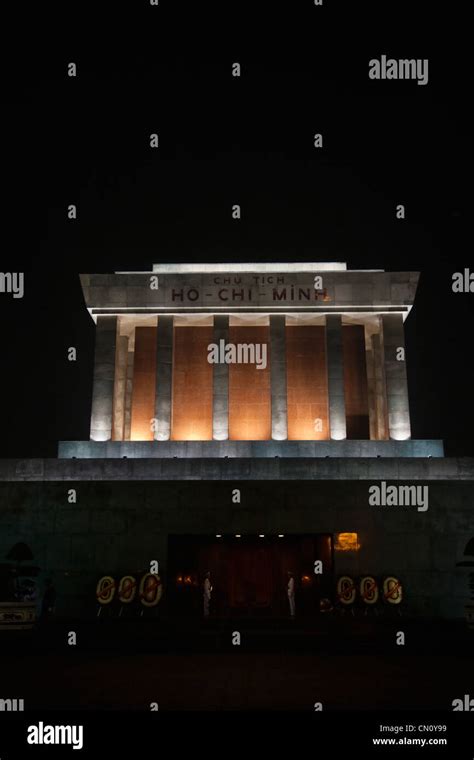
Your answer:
[1,8,472,458]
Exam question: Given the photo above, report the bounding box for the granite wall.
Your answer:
[0,479,471,620]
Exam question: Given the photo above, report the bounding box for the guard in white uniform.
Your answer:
[203,571,212,617]
[287,572,295,617]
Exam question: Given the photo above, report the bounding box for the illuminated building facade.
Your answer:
[60,262,442,458]
[0,263,472,622]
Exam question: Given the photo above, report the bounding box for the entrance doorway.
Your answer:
[167,534,333,617]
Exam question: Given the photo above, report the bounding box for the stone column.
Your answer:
[112,334,129,441]
[123,351,134,441]
[372,332,388,440]
[212,315,229,440]
[325,315,347,440]
[270,315,288,440]
[90,315,117,441]
[381,314,411,440]
[364,325,377,441]
[154,316,174,441]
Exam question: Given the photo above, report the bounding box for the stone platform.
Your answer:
[1,454,472,482]
[57,439,445,460]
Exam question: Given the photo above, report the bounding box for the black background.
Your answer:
[1,2,472,458]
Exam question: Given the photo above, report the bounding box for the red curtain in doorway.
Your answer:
[195,536,332,615]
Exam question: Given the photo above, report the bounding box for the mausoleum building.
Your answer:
[60,262,442,459]
[0,263,472,623]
